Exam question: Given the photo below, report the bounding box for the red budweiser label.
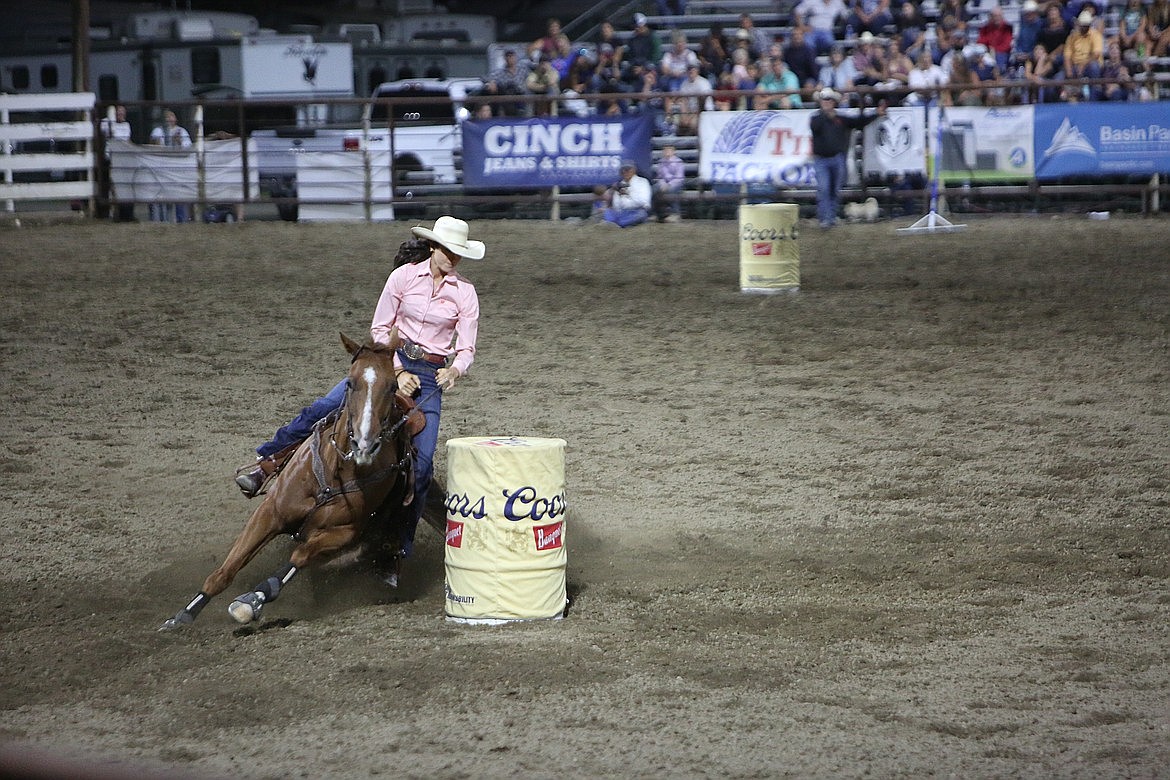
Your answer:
[445,520,464,548]
[532,522,563,551]
[751,242,772,256]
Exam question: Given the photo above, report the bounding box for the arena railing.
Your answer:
[84,82,1170,223]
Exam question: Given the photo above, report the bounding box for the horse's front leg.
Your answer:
[159,502,286,631]
[227,524,360,624]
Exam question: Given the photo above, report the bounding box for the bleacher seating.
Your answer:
[556,0,1168,218]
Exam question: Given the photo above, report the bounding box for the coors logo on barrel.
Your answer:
[740,221,798,241]
[446,485,567,522]
[502,485,567,522]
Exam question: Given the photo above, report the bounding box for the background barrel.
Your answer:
[738,203,800,293]
[443,436,568,624]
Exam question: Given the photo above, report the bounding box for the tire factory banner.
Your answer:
[1034,102,1170,179]
[461,114,653,188]
[699,110,816,187]
[699,107,926,186]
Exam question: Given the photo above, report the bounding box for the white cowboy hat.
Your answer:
[817,88,843,103]
[411,216,486,260]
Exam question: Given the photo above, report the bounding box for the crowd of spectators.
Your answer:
[474,0,1164,132]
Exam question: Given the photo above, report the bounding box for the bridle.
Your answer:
[304,347,416,509]
[328,344,412,463]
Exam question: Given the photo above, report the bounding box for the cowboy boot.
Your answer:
[234,456,278,498]
[233,442,301,498]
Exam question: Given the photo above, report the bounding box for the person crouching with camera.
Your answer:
[593,160,653,228]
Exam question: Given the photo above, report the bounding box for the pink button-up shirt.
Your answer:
[370,262,480,376]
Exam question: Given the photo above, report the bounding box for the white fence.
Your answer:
[0,92,96,212]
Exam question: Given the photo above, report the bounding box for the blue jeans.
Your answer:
[255,350,443,556]
[807,29,837,55]
[814,153,846,226]
[603,207,649,227]
[846,10,893,34]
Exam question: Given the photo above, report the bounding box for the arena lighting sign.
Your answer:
[462,115,653,187]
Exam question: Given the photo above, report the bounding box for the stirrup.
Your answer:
[234,465,265,498]
[233,442,301,499]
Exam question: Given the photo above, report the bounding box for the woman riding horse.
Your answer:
[236,216,485,580]
[161,333,417,629]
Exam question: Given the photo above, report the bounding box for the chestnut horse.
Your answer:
[160,332,418,631]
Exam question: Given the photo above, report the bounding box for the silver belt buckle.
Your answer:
[403,340,424,360]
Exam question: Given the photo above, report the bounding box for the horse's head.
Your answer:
[339,330,404,467]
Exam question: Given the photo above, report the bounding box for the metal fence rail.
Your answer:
[5,86,1164,220]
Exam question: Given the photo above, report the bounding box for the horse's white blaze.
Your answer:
[356,366,378,452]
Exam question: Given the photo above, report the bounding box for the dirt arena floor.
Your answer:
[0,213,1167,779]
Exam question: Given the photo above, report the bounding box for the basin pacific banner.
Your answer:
[1034,102,1170,179]
[461,115,653,188]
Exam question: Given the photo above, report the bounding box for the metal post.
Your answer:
[363,105,372,222]
[238,99,250,208]
[550,97,560,222]
[195,105,205,221]
[2,104,12,213]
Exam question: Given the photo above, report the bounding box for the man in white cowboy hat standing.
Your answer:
[234,216,485,581]
[808,88,885,228]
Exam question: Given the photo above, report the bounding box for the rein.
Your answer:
[308,421,413,508]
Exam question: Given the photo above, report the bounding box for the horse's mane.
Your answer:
[345,330,402,361]
[360,339,397,357]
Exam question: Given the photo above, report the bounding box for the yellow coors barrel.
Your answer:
[443,436,568,624]
[738,203,800,293]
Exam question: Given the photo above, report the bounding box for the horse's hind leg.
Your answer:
[227,562,299,624]
[227,525,360,624]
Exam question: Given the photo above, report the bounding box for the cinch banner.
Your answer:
[1034,102,1170,179]
[461,115,653,188]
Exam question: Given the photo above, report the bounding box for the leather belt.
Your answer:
[401,339,448,365]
